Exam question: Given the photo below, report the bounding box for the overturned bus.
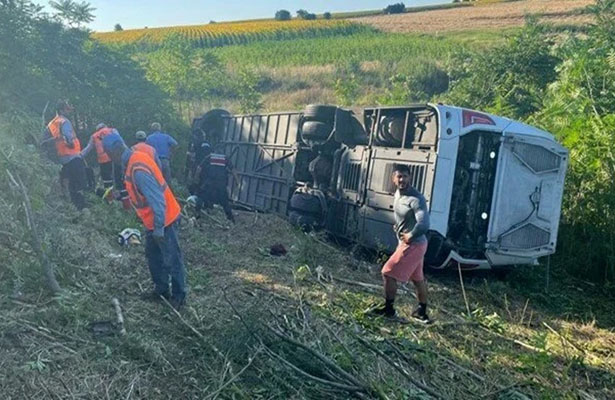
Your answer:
[192,104,568,270]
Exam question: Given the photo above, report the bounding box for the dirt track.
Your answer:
[355,0,594,33]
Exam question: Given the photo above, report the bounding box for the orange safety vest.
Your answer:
[132,142,157,161]
[47,115,81,157]
[124,151,181,231]
[91,127,114,164]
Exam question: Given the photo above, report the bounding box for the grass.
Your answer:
[1,181,614,399]
[211,30,507,69]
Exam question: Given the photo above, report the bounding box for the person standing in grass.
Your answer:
[373,164,430,322]
[103,132,187,310]
[80,123,116,191]
[43,100,88,210]
[146,122,177,184]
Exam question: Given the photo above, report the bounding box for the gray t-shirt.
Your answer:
[393,187,430,244]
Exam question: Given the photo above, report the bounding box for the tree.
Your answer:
[274,9,291,21]
[296,9,316,20]
[323,12,332,20]
[49,0,95,27]
[384,3,405,14]
[114,23,123,31]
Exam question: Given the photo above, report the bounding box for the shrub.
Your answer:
[384,3,405,14]
[274,9,291,21]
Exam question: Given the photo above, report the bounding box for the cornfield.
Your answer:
[93,20,374,49]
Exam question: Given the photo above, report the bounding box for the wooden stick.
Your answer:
[266,325,365,388]
[263,346,365,393]
[2,157,62,295]
[458,263,471,317]
[160,296,227,361]
[222,290,373,397]
[112,298,126,336]
[332,276,410,294]
[356,336,444,399]
[161,296,203,339]
[0,316,78,355]
[542,322,601,363]
[205,348,262,400]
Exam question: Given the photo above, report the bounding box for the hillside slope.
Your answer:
[1,189,614,398]
[355,0,593,33]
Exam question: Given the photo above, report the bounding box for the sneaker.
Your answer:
[410,308,430,324]
[370,305,396,318]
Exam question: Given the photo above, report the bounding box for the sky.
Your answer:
[33,0,446,32]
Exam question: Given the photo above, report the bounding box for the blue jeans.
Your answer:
[145,220,187,302]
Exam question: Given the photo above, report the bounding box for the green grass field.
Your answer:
[211,31,506,68]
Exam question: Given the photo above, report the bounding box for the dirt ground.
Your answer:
[1,196,614,399]
[355,0,594,33]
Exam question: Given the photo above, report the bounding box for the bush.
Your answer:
[379,63,449,104]
[274,9,291,21]
[0,1,182,137]
[384,3,405,14]
[296,9,316,20]
[323,12,332,20]
[444,19,559,120]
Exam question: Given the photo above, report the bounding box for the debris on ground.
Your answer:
[269,243,287,256]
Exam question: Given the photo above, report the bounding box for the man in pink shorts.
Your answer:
[373,164,430,322]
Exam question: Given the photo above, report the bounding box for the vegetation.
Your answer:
[274,9,291,21]
[0,0,182,137]
[1,1,615,399]
[49,0,95,27]
[442,2,615,282]
[384,2,406,14]
[296,9,316,20]
[93,19,374,50]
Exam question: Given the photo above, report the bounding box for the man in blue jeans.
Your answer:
[103,132,187,309]
[146,122,178,184]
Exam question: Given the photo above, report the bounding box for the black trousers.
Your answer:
[196,184,234,222]
[99,162,114,189]
[60,157,87,210]
[99,161,124,189]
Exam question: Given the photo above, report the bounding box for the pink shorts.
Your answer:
[382,241,428,283]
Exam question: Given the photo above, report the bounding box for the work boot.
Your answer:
[410,307,430,324]
[370,304,396,318]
